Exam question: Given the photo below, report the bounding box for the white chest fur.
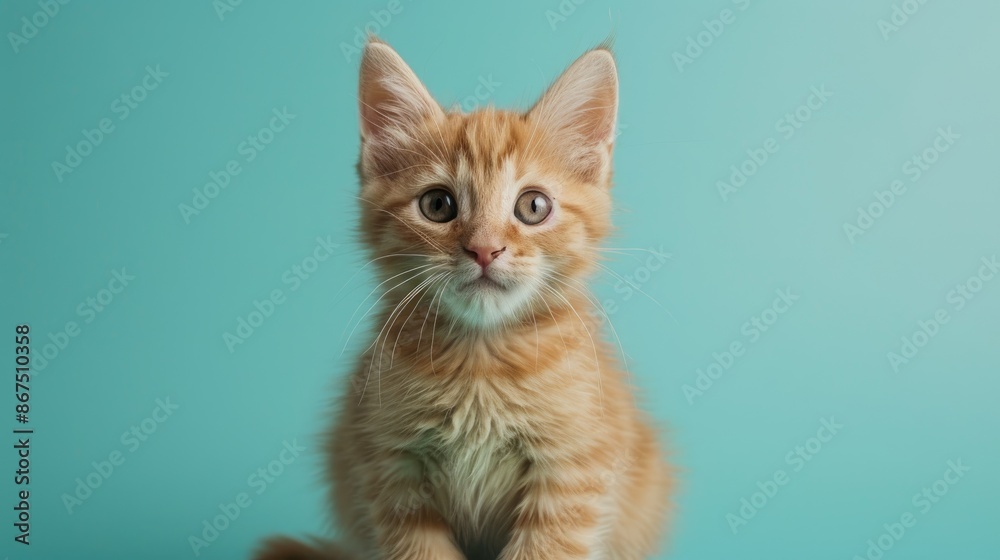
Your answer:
[416,379,526,539]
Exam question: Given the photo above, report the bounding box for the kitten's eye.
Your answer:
[418,188,458,223]
[514,190,552,225]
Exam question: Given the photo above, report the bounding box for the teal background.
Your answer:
[2,1,998,558]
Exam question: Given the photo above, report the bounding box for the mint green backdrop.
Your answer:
[2,1,998,559]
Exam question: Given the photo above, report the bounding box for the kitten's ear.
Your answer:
[358,38,443,143]
[529,48,619,178]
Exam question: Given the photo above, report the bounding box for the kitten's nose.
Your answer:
[464,245,506,270]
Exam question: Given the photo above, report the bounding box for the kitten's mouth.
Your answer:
[462,275,507,292]
[444,272,535,327]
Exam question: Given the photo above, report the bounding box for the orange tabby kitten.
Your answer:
[255,37,673,560]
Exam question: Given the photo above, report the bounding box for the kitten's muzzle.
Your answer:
[464,244,507,271]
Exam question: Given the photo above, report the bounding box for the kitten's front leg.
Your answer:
[499,459,606,560]
[365,452,466,560]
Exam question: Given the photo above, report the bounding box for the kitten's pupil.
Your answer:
[514,190,552,225]
[418,188,458,223]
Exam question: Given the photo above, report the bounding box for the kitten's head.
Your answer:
[356,38,618,330]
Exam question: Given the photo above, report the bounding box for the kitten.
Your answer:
[254,37,673,560]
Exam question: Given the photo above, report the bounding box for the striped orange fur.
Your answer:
[254,37,673,560]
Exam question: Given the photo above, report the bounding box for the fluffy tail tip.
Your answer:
[252,535,347,560]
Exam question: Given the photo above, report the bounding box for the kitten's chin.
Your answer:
[442,279,536,330]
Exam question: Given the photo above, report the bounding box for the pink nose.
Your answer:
[464,245,506,269]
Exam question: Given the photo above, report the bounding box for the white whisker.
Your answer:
[386,271,445,369]
[541,285,605,417]
[430,277,452,374]
[549,271,635,407]
[357,266,444,405]
[344,263,441,357]
[373,272,443,405]
[595,262,676,324]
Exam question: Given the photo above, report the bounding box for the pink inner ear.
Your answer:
[529,49,619,149]
[359,85,397,141]
[358,43,443,143]
[359,73,413,142]
[576,90,618,146]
